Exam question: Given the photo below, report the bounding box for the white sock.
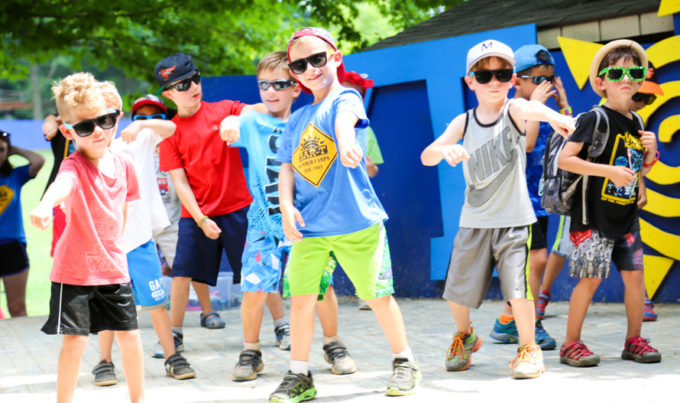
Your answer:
[172,326,182,334]
[244,341,260,351]
[273,317,288,328]
[323,335,339,345]
[289,360,308,375]
[393,346,415,362]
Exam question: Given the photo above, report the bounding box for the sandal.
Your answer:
[200,311,225,329]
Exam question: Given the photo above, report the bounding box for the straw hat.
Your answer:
[589,39,648,98]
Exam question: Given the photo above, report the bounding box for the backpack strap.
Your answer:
[580,106,611,225]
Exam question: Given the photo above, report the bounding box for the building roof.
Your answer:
[365,0,662,51]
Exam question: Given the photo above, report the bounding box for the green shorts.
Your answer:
[286,223,394,301]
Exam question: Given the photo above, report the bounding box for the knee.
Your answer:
[578,278,602,292]
[7,302,27,317]
[621,270,644,285]
[115,330,141,346]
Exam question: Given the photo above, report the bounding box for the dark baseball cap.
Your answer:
[154,52,198,91]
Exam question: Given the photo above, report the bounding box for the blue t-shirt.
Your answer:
[526,122,551,217]
[276,87,387,237]
[233,111,286,240]
[0,165,31,243]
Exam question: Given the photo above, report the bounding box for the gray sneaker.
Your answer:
[165,353,196,380]
[92,360,117,386]
[232,349,264,382]
[322,341,357,375]
[274,324,291,351]
[386,358,420,396]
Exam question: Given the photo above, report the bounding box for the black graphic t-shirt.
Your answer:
[569,106,644,238]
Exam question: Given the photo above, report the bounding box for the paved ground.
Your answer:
[1,299,677,403]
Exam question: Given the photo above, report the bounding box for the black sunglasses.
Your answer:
[133,113,167,121]
[632,92,657,106]
[471,69,514,84]
[288,51,332,75]
[257,79,297,91]
[63,112,118,137]
[0,130,9,138]
[518,75,555,85]
[167,71,201,92]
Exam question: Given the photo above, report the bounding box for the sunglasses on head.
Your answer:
[257,79,297,91]
[598,66,646,82]
[632,92,657,105]
[288,51,333,75]
[470,69,514,84]
[518,75,555,85]
[63,110,118,137]
[132,113,167,121]
[167,71,201,92]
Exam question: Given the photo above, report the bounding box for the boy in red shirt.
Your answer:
[30,72,145,403]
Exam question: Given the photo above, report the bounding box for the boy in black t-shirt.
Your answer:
[557,40,661,367]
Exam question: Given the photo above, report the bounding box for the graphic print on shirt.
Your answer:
[263,131,283,216]
[292,122,337,187]
[602,131,643,205]
[466,125,519,207]
[0,185,15,216]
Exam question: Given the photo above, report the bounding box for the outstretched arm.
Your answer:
[335,111,363,168]
[30,178,73,230]
[121,120,176,143]
[510,98,575,138]
[421,113,469,166]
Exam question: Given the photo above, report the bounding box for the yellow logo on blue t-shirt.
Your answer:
[0,185,15,216]
[292,123,337,187]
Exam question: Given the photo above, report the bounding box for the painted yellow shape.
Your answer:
[643,255,674,298]
[658,0,680,17]
[644,36,680,68]
[643,187,680,217]
[658,115,680,143]
[557,36,603,90]
[640,218,680,261]
[637,81,680,123]
[647,160,680,185]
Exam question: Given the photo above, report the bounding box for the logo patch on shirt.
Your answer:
[292,123,337,187]
[0,185,15,216]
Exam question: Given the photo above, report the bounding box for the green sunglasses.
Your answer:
[598,66,647,82]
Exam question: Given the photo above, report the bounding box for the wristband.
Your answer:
[198,215,208,228]
[643,150,660,169]
[559,106,572,116]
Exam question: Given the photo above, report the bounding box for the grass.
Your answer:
[2,149,54,317]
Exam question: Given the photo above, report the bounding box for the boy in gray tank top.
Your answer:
[421,39,574,379]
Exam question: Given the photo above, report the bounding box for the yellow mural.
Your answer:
[558,16,680,298]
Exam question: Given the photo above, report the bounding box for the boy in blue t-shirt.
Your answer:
[269,27,419,402]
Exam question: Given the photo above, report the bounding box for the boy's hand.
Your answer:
[338,141,364,168]
[281,206,305,242]
[530,80,556,104]
[199,217,221,240]
[553,77,570,109]
[549,114,575,138]
[608,165,636,188]
[30,204,52,230]
[220,115,240,146]
[637,188,647,208]
[639,130,657,154]
[121,121,142,143]
[440,144,470,167]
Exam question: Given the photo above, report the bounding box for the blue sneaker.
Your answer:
[490,318,518,343]
[535,321,556,350]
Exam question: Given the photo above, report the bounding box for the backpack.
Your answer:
[540,106,643,225]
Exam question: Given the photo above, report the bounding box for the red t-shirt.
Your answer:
[51,151,140,286]
[159,100,252,217]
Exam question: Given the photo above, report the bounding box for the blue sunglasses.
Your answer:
[132,114,167,121]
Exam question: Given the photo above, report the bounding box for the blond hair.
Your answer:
[257,51,292,79]
[51,72,105,122]
[97,81,123,111]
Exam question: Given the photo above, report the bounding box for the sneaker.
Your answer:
[510,344,545,379]
[323,341,357,375]
[445,328,482,371]
[269,371,317,403]
[622,336,662,363]
[385,358,421,396]
[536,290,551,320]
[232,349,265,381]
[643,299,658,322]
[357,299,371,310]
[153,330,184,359]
[92,360,117,386]
[490,318,518,343]
[200,311,226,329]
[275,324,291,351]
[165,353,196,380]
[560,340,600,367]
[535,321,556,350]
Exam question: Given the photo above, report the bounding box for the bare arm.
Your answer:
[30,178,74,229]
[558,141,635,187]
[10,145,45,177]
[421,113,469,166]
[510,98,575,138]
[121,120,177,143]
[525,121,540,152]
[279,163,304,242]
[168,168,221,240]
[242,103,268,114]
[42,115,61,141]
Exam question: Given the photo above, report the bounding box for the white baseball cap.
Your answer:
[466,39,515,74]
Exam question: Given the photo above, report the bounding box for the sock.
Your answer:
[273,317,288,328]
[499,314,514,324]
[244,341,260,351]
[290,360,308,375]
[323,335,339,345]
[172,326,183,334]
[393,346,415,362]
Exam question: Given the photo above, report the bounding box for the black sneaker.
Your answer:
[92,360,117,386]
[269,371,317,403]
[232,350,264,381]
[385,358,420,396]
[322,341,357,375]
[165,353,196,380]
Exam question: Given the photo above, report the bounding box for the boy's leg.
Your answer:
[93,330,117,386]
[149,306,196,380]
[114,330,145,403]
[509,299,536,346]
[3,267,28,317]
[170,276,191,328]
[539,215,570,304]
[290,294,318,362]
[366,295,408,352]
[565,278,601,343]
[315,285,338,338]
[620,270,644,340]
[57,334,89,403]
[540,253,566,296]
[98,331,115,362]
[241,291,269,343]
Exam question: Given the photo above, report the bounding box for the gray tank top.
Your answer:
[459,101,536,228]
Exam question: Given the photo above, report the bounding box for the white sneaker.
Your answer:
[510,344,545,379]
